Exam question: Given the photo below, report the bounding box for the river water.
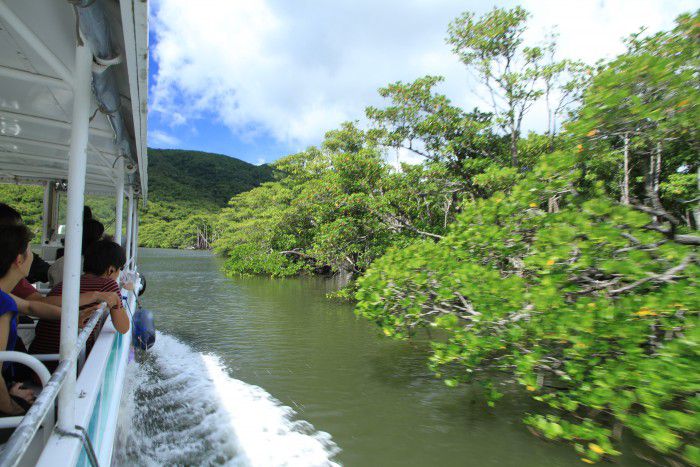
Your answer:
[113,249,643,466]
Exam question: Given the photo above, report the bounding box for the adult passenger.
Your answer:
[0,203,49,283]
[30,239,130,369]
[0,203,99,314]
[0,224,45,414]
[48,218,105,287]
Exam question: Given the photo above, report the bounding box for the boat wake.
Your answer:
[113,333,340,466]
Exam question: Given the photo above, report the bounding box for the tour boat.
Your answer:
[0,0,148,465]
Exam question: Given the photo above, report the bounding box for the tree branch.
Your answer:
[609,254,695,296]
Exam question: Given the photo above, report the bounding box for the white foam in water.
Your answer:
[114,333,340,466]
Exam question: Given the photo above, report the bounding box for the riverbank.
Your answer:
[115,249,650,466]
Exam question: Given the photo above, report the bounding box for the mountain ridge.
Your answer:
[146,148,274,207]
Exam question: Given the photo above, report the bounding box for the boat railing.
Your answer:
[0,303,110,467]
[0,352,52,434]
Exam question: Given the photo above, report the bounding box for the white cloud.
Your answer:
[149,130,181,147]
[150,0,696,150]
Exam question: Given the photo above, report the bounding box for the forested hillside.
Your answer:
[213,8,699,466]
[147,149,273,206]
[138,149,273,248]
[0,148,273,248]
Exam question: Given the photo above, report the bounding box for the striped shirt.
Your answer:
[29,274,120,365]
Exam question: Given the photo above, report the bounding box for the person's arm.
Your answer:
[23,292,51,304]
[0,313,24,415]
[44,291,120,308]
[109,301,130,334]
[11,294,61,320]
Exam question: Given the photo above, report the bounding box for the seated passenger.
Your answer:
[0,224,41,414]
[0,204,99,322]
[30,240,130,368]
[48,218,104,287]
[0,203,50,283]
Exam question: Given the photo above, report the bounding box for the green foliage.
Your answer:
[0,148,273,249]
[447,6,547,166]
[571,11,699,212]
[366,76,506,179]
[0,184,43,236]
[215,123,400,277]
[0,184,125,240]
[138,148,274,249]
[211,11,699,463]
[147,148,274,206]
[356,148,699,465]
[355,10,699,466]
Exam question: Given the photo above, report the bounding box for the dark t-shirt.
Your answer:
[27,254,49,283]
[29,275,120,358]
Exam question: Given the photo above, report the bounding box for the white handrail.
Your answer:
[29,354,61,362]
[0,304,109,467]
[0,351,52,430]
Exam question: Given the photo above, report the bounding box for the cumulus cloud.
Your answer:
[150,0,696,155]
[150,130,181,147]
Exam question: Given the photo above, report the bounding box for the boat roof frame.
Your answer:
[0,0,148,200]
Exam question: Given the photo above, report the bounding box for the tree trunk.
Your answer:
[695,166,700,230]
[548,195,559,213]
[510,129,518,167]
[545,86,554,153]
[654,142,662,195]
[621,133,630,205]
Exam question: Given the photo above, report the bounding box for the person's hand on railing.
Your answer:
[93,291,122,310]
[8,383,35,413]
[78,303,102,328]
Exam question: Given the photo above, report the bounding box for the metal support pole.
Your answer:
[124,187,134,263]
[41,182,52,244]
[114,158,124,244]
[40,181,60,245]
[57,40,93,433]
[132,204,139,266]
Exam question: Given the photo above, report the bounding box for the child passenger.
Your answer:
[30,240,130,369]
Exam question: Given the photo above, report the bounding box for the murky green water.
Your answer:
[126,248,645,466]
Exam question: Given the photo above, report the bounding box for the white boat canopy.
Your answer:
[0,0,148,198]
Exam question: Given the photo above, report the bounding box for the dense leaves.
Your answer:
[215,123,400,277]
[355,10,699,466]
[357,150,699,465]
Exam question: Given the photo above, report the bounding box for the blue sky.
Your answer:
[147,31,298,164]
[146,0,697,166]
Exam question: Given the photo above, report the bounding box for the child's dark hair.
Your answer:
[82,218,105,251]
[83,239,126,276]
[0,224,33,277]
[0,203,22,226]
